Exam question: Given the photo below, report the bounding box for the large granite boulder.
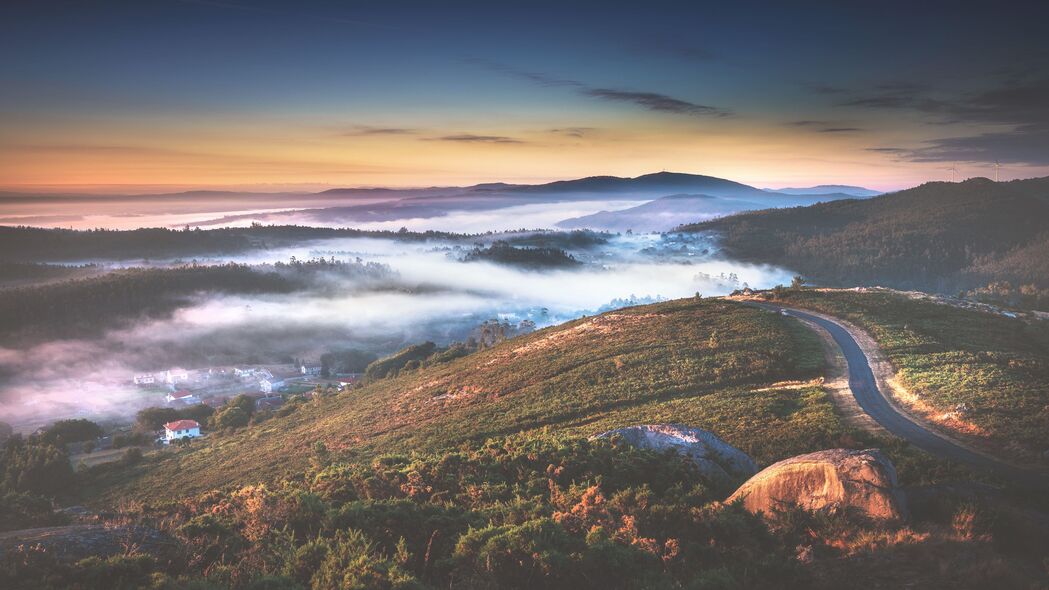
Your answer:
[727,448,907,521]
[595,424,758,489]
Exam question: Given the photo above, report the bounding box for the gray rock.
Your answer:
[594,424,758,488]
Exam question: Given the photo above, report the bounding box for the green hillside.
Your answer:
[84,297,846,503]
[683,177,1049,308]
[47,292,1049,590]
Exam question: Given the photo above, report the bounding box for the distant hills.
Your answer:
[0,170,885,229]
[503,171,771,198]
[683,177,1049,306]
[229,172,867,228]
[766,185,882,197]
[2,172,881,230]
[556,186,862,233]
[557,194,764,232]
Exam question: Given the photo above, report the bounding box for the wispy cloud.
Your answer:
[429,134,525,144]
[341,125,419,137]
[847,77,1049,164]
[469,59,730,118]
[882,126,1049,166]
[788,121,862,133]
[548,127,595,138]
[582,88,727,116]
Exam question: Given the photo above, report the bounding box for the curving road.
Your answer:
[751,302,1048,490]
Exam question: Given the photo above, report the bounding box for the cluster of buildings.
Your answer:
[132,363,341,409]
[146,363,363,446]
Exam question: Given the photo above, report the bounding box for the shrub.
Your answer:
[122,447,144,466]
[453,518,580,588]
[0,435,74,496]
[310,529,423,590]
[74,554,156,590]
[214,407,250,430]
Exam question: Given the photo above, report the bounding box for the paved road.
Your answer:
[752,302,1048,490]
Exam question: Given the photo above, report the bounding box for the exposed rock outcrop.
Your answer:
[0,524,169,560]
[727,448,907,521]
[595,424,758,489]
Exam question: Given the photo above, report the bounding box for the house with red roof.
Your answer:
[163,419,201,444]
[165,390,201,405]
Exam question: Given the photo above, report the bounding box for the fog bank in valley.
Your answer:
[0,230,795,431]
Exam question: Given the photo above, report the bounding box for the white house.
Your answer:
[300,364,321,376]
[163,419,201,443]
[165,367,190,385]
[133,374,156,385]
[259,369,299,394]
[166,390,201,405]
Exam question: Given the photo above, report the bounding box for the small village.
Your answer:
[130,362,364,444]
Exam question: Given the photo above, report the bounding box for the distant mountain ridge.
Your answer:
[767,185,881,197]
[503,171,770,198]
[2,171,883,230]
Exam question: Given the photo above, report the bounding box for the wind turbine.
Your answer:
[948,164,957,182]
[994,160,1001,182]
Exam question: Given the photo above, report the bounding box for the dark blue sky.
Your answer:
[3,0,1047,189]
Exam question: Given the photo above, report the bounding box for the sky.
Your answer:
[2,0,1048,192]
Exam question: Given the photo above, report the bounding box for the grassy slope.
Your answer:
[86,297,854,503]
[772,289,1049,459]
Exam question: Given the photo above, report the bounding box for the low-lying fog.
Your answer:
[3,199,649,233]
[0,217,797,431]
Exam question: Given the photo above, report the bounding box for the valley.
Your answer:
[2,173,1048,590]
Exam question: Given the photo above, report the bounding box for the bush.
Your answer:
[41,419,103,444]
[122,447,144,466]
[214,407,250,430]
[364,343,437,381]
[75,554,157,590]
[453,518,580,588]
[0,435,74,496]
[0,490,68,531]
[225,394,257,417]
[136,407,181,432]
[309,529,423,590]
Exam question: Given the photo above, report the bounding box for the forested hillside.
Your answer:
[0,225,470,263]
[0,264,293,343]
[683,177,1049,308]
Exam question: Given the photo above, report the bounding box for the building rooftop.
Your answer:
[163,419,200,431]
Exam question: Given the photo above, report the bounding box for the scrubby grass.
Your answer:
[83,298,853,504]
[20,433,1045,590]
[771,289,1049,459]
